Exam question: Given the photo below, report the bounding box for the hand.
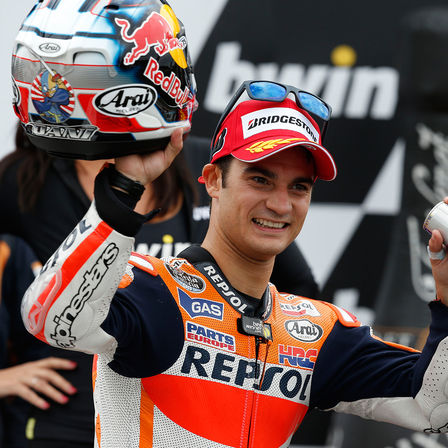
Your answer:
[114,128,185,186]
[428,197,448,305]
[0,357,77,409]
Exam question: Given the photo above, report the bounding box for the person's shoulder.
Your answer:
[275,291,361,327]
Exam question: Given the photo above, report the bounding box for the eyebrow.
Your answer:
[243,166,314,186]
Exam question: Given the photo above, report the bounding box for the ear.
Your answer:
[201,163,222,199]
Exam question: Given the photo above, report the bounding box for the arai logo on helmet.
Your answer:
[94,84,157,117]
[39,43,61,54]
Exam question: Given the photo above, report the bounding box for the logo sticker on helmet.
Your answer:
[93,84,157,117]
[115,11,186,66]
[38,42,61,54]
[31,69,75,124]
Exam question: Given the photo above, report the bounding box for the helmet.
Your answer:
[11,0,197,160]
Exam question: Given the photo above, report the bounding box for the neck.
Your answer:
[201,228,274,300]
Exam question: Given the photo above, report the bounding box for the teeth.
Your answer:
[253,218,286,229]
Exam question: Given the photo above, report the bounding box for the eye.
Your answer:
[251,176,269,185]
[292,182,311,192]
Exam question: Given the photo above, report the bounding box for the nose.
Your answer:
[265,186,292,217]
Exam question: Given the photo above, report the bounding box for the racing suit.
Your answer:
[21,168,448,448]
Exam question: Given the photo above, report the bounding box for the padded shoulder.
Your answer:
[128,252,158,276]
[320,302,361,327]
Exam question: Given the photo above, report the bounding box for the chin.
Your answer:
[247,242,288,261]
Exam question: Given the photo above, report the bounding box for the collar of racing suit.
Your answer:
[178,244,273,320]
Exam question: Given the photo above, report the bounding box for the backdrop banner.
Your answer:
[328,7,448,448]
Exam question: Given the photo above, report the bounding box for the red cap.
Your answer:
[199,98,337,183]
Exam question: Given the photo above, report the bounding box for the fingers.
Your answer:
[165,128,185,164]
[32,359,78,397]
[26,374,70,405]
[428,229,445,260]
[15,382,51,410]
[0,357,77,409]
[34,356,77,371]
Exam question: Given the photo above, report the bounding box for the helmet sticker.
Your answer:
[38,42,62,54]
[93,84,157,117]
[31,69,75,124]
[115,11,186,67]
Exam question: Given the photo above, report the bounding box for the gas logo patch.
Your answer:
[178,288,223,320]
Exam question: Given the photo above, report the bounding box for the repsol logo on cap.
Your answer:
[241,107,319,143]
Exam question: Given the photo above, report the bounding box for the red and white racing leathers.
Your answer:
[21,172,448,448]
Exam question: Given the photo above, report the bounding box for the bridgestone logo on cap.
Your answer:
[241,107,319,143]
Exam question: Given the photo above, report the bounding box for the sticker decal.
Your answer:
[166,264,206,293]
[39,42,61,54]
[186,321,235,352]
[115,12,186,66]
[94,84,157,117]
[25,123,98,141]
[278,345,317,370]
[280,300,321,317]
[178,288,223,320]
[31,69,75,124]
[241,107,319,142]
[285,319,323,343]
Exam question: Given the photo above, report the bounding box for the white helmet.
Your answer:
[12,0,197,159]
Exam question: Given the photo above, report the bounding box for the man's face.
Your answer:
[207,147,315,262]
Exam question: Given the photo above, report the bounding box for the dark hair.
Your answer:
[214,155,233,188]
[0,123,198,213]
[0,124,52,212]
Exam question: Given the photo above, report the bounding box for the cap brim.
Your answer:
[231,140,337,181]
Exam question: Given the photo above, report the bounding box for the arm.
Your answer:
[309,221,448,434]
[21,131,184,356]
[311,303,448,432]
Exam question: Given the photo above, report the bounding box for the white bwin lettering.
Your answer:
[205,42,398,120]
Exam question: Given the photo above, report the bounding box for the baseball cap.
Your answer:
[198,98,337,183]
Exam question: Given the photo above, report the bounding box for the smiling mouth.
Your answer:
[252,218,288,229]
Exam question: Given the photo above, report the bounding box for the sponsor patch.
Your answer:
[178,288,223,320]
[278,344,317,370]
[166,264,206,293]
[285,319,323,343]
[179,345,312,402]
[94,84,157,117]
[186,321,235,352]
[241,107,319,143]
[50,243,119,348]
[280,300,321,317]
